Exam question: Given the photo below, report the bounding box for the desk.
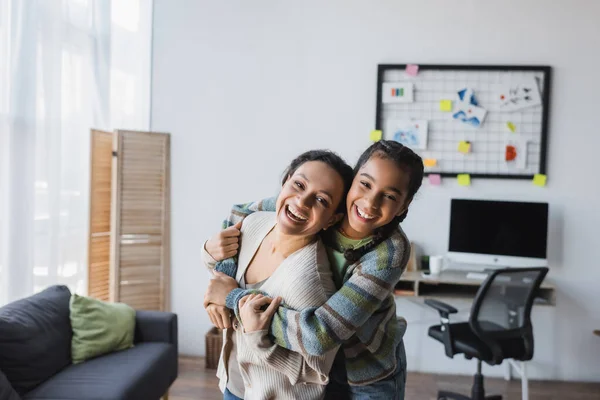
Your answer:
[395,270,556,306]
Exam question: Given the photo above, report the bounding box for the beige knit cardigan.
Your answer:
[202,211,339,400]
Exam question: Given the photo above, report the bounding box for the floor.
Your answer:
[170,356,600,400]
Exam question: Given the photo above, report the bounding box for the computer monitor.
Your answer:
[447,199,549,268]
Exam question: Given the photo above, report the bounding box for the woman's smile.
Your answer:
[284,204,309,223]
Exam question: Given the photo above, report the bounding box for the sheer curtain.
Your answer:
[0,0,153,305]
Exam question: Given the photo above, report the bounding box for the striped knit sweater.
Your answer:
[216,198,410,386]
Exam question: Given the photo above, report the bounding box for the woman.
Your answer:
[202,150,354,400]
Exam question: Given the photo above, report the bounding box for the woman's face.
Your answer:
[276,161,345,237]
[344,156,411,238]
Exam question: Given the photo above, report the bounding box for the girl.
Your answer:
[202,150,354,400]
[204,140,424,399]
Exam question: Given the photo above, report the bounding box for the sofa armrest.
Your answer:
[134,310,178,349]
[0,369,20,400]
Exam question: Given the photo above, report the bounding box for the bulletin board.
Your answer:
[375,64,552,179]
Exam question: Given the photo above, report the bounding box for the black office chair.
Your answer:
[425,267,549,400]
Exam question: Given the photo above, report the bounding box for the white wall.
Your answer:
[151,0,600,382]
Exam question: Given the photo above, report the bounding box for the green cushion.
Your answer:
[69,294,136,364]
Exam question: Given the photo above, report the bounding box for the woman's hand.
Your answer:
[206,303,232,329]
[205,221,242,261]
[203,271,239,308]
[238,293,282,333]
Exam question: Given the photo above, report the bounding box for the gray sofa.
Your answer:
[0,285,178,400]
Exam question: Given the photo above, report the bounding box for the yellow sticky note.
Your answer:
[424,158,437,167]
[507,122,516,133]
[370,130,382,142]
[440,100,453,112]
[458,141,471,154]
[533,174,547,187]
[457,174,471,186]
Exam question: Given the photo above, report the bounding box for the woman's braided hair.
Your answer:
[343,140,424,263]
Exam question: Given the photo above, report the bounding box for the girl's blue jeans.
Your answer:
[325,340,407,400]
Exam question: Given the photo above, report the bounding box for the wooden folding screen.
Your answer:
[88,130,113,301]
[88,129,170,311]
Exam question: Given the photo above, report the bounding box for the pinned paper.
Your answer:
[440,100,453,112]
[382,82,414,103]
[457,174,471,186]
[453,88,487,127]
[428,174,442,185]
[370,130,382,142]
[507,122,516,133]
[457,88,479,106]
[505,145,517,161]
[405,64,419,77]
[458,141,471,154]
[505,138,528,169]
[533,174,547,187]
[424,158,437,167]
[453,103,487,128]
[386,119,429,149]
[495,77,542,112]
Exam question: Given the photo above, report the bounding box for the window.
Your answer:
[0,0,152,305]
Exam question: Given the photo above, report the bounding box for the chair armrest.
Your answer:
[425,299,458,317]
[134,310,178,349]
[425,299,457,358]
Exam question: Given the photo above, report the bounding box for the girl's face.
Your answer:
[344,156,411,238]
[276,161,345,237]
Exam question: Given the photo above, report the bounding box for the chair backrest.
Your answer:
[469,267,548,360]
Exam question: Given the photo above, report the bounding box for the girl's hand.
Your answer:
[205,221,242,261]
[203,271,238,308]
[206,303,232,329]
[238,294,282,333]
